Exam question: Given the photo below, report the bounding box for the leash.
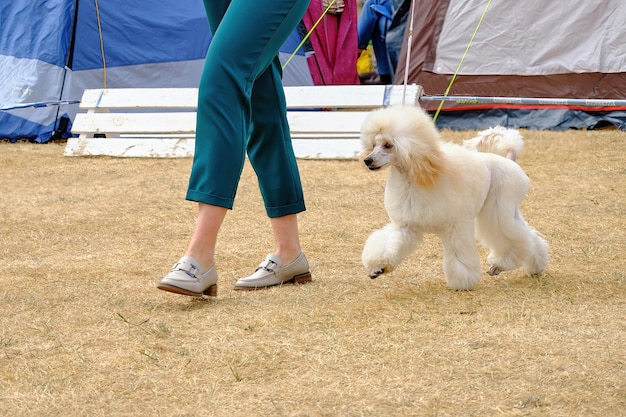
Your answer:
[282,0,336,70]
[432,0,493,121]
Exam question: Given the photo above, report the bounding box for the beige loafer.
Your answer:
[158,256,218,297]
[234,252,311,291]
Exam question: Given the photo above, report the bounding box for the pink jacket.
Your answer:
[303,0,360,85]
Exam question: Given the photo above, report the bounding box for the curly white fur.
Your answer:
[360,105,548,290]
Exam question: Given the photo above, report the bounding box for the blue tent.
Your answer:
[0,0,313,143]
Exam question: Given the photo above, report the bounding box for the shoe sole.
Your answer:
[157,283,217,297]
[233,272,312,291]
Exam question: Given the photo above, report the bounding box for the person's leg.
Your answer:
[185,204,227,269]
[233,60,311,290]
[247,58,306,266]
[190,0,309,264]
[270,214,302,265]
[188,0,309,211]
[158,0,232,296]
[229,0,311,289]
[180,0,232,271]
[160,0,310,295]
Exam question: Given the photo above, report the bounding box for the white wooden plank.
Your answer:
[285,84,421,108]
[64,138,195,158]
[78,85,422,111]
[73,111,369,135]
[386,84,423,106]
[80,88,199,110]
[284,85,386,108]
[119,133,359,140]
[80,86,383,110]
[64,138,362,159]
[72,112,197,135]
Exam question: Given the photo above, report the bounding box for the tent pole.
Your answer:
[421,95,626,108]
[401,0,417,105]
[51,0,82,140]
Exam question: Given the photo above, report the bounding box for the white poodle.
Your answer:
[360,105,548,290]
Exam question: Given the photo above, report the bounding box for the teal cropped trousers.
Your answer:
[186,0,310,218]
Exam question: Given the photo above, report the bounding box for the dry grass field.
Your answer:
[0,129,624,416]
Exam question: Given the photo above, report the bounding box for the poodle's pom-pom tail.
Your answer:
[463,126,524,161]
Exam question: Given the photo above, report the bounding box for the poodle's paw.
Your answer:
[486,254,517,274]
[523,232,549,277]
[487,265,501,276]
[369,268,385,279]
[363,259,395,279]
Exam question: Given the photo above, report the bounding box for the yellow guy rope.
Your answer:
[432,0,492,122]
[94,0,107,88]
[282,0,336,70]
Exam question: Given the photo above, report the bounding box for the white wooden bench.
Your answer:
[64,85,422,159]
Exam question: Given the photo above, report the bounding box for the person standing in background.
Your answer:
[358,0,410,84]
[358,0,393,84]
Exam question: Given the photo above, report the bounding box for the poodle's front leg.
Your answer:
[362,222,422,278]
[440,221,483,290]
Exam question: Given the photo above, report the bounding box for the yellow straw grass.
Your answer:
[0,128,624,416]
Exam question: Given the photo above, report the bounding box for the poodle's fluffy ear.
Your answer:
[406,148,445,188]
[387,106,446,188]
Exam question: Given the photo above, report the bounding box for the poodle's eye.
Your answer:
[384,142,393,150]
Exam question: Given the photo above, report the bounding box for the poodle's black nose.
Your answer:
[364,157,373,167]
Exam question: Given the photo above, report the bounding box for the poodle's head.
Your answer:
[359,105,446,188]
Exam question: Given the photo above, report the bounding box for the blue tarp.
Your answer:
[0,0,312,143]
[70,0,210,70]
[0,1,75,67]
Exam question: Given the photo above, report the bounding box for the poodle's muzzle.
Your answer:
[363,156,381,170]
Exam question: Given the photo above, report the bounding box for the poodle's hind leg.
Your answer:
[476,207,527,274]
[440,221,483,290]
[476,207,548,277]
[361,222,422,278]
[522,227,549,277]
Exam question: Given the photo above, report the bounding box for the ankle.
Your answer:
[184,252,214,270]
[274,250,302,265]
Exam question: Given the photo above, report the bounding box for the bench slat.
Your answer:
[79,88,199,109]
[64,138,361,159]
[73,112,197,135]
[79,85,421,110]
[72,111,371,135]
[286,85,387,108]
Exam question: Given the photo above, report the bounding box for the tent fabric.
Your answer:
[0,1,75,67]
[0,0,73,142]
[70,0,210,71]
[0,0,317,143]
[395,0,626,130]
[435,0,625,76]
[303,0,360,85]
